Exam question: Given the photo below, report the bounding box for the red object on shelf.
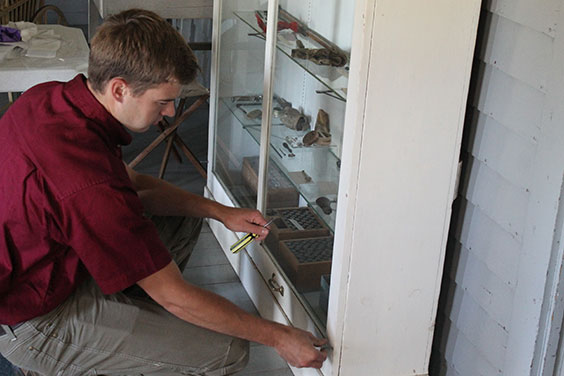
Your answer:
[255,11,299,33]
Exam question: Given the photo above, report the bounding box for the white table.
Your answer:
[88,0,214,41]
[0,24,89,93]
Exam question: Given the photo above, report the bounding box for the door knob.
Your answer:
[268,273,285,296]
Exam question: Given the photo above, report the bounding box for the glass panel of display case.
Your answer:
[212,0,268,209]
[212,0,354,329]
[260,0,355,327]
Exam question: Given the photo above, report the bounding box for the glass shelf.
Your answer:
[220,96,340,230]
[222,95,283,127]
[233,10,349,102]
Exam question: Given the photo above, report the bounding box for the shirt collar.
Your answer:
[64,74,132,147]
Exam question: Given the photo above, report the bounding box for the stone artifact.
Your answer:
[236,103,262,120]
[291,47,348,67]
[245,109,262,119]
[279,103,308,131]
[302,130,319,146]
[314,109,331,145]
[302,109,331,146]
[316,196,336,215]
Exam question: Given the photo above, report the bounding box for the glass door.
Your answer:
[212,0,268,209]
[255,0,354,327]
[212,0,354,329]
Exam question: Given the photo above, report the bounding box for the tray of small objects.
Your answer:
[242,156,299,208]
[264,207,330,253]
[278,236,333,292]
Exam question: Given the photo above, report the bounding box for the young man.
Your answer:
[0,9,327,375]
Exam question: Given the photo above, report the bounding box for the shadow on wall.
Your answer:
[428,2,491,375]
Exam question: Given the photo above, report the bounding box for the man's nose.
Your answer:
[162,101,176,117]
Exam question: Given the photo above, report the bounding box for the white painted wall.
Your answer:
[432,1,564,375]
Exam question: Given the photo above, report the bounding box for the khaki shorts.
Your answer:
[0,216,249,375]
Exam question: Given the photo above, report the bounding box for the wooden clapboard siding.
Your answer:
[450,282,508,371]
[458,202,520,288]
[433,1,560,375]
[446,324,500,375]
[468,109,535,190]
[472,63,542,143]
[477,12,552,92]
[453,243,513,334]
[483,0,559,37]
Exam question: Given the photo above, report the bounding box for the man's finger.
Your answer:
[308,355,326,369]
[312,336,328,347]
[251,223,269,240]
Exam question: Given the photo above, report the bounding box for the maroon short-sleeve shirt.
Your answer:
[0,75,172,325]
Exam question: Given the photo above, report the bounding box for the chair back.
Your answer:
[32,5,68,25]
[0,0,44,24]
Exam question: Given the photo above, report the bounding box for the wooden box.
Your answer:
[278,236,333,292]
[264,207,330,255]
[242,156,299,208]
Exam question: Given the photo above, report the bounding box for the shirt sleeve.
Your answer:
[60,179,172,295]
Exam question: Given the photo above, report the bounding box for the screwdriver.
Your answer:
[230,219,274,254]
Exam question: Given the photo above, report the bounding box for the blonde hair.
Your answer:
[88,9,199,95]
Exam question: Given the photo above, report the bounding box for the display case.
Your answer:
[207,0,481,374]
[210,0,353,329]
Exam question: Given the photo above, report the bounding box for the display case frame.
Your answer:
[208,0,352,334]
[206,0,482,374]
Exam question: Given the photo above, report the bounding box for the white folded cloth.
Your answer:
[1,22,62,59]
[7,21,38,41]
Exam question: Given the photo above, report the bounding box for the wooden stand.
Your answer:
[128,83,209,179]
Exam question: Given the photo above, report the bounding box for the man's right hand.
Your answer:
[274,325,328,369]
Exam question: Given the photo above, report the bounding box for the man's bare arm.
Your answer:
[125,163,221,217]
[125,164,269,239]
[137,261,328,369]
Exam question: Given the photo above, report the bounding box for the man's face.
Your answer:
[119,81,182,133]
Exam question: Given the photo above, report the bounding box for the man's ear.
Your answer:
[107,77,130,103]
